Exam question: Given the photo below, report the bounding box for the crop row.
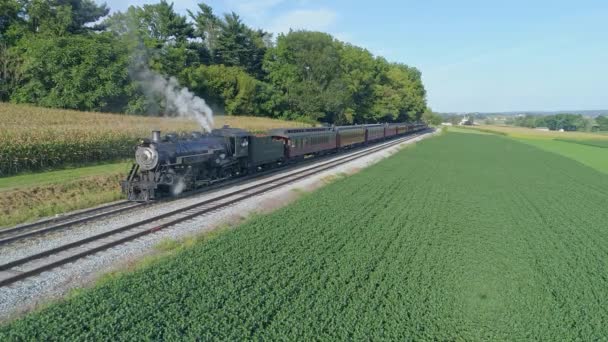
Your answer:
[3,132,608,339]
[0,131,136,176]
[555,138,608,148]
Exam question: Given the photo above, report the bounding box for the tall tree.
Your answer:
[104,1,198,76]
[188,2,220,63]
[372,60,426,122]
[137,1,193,44]
[0,0,23,39]
[214,12,269,78]
[58,0,109,32]
[22,0,109,35]
[337,43,377,123]
[265,30,347,122]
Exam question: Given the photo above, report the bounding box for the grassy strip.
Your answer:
[0,173,123,228]
[447,126,498,135]
[0,162,130,191]
[3,133,608,339]
[553,138,608,148]
[448,125,508,136]
[469,124,608,140]
[0,161,129,228]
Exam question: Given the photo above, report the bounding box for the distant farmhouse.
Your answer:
[460,116,475,126]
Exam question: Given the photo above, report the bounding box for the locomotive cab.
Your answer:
[211,127,251,159]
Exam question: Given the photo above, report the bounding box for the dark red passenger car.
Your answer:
[269,127,337,158]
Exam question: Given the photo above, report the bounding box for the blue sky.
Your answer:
[102,0,608,112]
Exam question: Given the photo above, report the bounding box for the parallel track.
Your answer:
[0,201,143,245]
[0,130,429,287]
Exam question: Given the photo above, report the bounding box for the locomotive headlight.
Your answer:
[135,146,159,171]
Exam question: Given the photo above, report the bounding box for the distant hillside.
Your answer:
[440,110,608,117]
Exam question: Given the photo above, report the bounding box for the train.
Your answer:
[121,122,428,201]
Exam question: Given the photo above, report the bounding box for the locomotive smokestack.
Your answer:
[152,130,161,142]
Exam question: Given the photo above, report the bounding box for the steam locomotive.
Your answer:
[121,122,428,201]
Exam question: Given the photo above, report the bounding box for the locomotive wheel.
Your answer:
[218,168,231,179]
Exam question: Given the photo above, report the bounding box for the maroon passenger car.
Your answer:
[335,125,367,148]
[365,124,385,142]
[268,127,337,159]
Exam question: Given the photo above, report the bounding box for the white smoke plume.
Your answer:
[136,68,214,133]
[172,177,187,196]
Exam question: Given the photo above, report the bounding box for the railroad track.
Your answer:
[0,131,429,287]
[0,201,144,245]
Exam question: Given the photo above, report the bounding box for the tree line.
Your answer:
[0,0,428,124]
[505,114,607,132]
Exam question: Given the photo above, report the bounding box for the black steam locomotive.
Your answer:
[122,122,427,201]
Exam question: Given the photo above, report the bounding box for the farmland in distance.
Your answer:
[2,132,608,340]
[451,125,608,174]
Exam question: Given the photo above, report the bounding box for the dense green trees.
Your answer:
[0,1,428,124]
[265,31,426,123]
[594,116,608,131]
[182,64,271,116]
[506,113,601,132]
[10,33,132,112]
[536,114,585,131]
[421,109,443,126]
[506,115,537,128]
[265,31,347,122]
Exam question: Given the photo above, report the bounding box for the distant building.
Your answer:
[441,122,453,126]
[460,116,475,126]
[535,127,550,131]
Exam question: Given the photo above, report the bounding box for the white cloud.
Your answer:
[226,0,285,18]
[268,8,337,34]
[332,32,353,43]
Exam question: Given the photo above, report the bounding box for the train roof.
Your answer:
[211,127,252,137]
[334,125,367,130]
[268,127,333,138]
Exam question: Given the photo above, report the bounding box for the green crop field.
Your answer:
[2,132,608,340]
[450,126,608,175]
[517,139,608,174]
[554,139,608,148]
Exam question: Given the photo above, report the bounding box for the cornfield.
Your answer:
[0,103,310,176]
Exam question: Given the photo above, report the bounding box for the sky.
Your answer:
[101,0,608,113]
